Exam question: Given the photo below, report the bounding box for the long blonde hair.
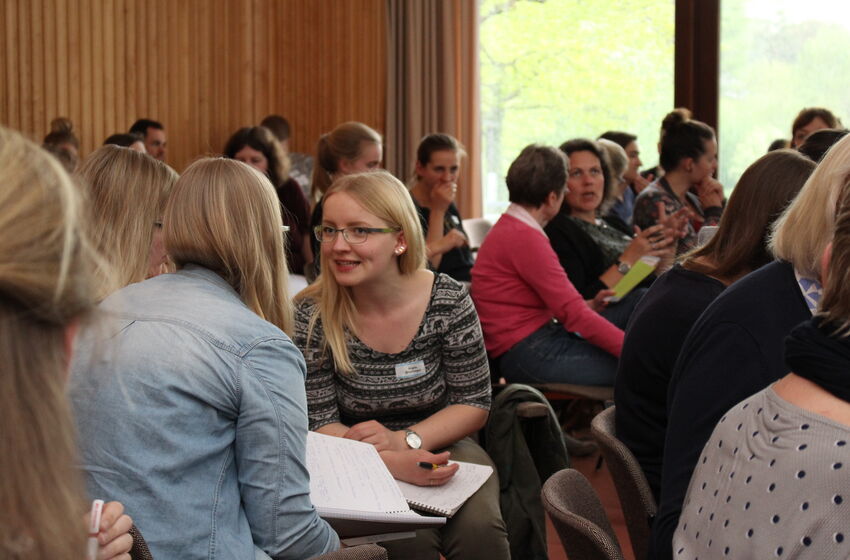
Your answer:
[310,122,382,204]
[164,158,293,334]
[0,127,104,558]
[297,171,426,373]
[770,133,850,278]
[75,145,177,298]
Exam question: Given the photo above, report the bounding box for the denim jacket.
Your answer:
[68,266,339,559]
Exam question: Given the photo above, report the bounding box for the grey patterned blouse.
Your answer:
[294,273,491,431]
[674,387,850,559]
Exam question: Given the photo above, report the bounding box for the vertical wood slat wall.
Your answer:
[1,0,387,173]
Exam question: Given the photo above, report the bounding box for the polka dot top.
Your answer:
[673,386,850,559]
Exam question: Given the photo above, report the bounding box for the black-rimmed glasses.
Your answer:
[314,225,400,244]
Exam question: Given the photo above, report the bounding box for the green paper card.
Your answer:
[609,256,659,302]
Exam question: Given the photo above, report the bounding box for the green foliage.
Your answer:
[480,0,675,216]
[719,7,850,191]
[482,1,850,213]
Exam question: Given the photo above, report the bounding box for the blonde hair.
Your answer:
[770,133,850,278]
[297,171,426,373]
[164,158,293,334]
[310,121,382,203]
[75,145,177,298]
[0,127,103,559]
[820,186,850,335]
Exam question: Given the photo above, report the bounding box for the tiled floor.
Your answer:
[545,451,635,560]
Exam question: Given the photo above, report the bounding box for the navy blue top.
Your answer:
[649,260,810,560]
[615,264,726,501]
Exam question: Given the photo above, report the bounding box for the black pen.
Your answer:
[418,461,444,470]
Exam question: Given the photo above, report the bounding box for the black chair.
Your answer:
[591,406,657,560]
[542,468,625,560]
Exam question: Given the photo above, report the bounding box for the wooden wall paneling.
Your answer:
[94,0,107,143]
[110,0,123,137]
[67,0,80,142]
[56,0,68,117]
[31,0,45,131]
[2,0,387,171]
[17,0,31,133]
[125,0,136,130]
[78,0,92,152]
[197,0,212,159]
[1,1,11,128]
[91,0,105,147]
[176,0,189,168]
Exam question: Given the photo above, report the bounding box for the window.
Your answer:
[480,0,675,218]
[719,0,850,190]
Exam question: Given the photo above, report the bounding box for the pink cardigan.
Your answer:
[471,213,623,358]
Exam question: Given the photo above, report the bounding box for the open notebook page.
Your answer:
[395,461,493,517]
[307,431,413,515]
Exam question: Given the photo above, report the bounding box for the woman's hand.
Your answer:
[622,224,676,264]
[344,420,404,452]
[83,501,133,560]
[440,228,468,251]
[379,449,459,486]
[694,176,724,209]
[587,289,615,312]
[656,202,691,239]
[431,181,457,213]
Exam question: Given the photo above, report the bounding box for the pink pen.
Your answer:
[87,499,104,560]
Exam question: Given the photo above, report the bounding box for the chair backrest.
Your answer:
[310,544,388,560]
[462,217,493,251]
[590,405,657,560]
[541,468,624,560]
[129,525,153,560]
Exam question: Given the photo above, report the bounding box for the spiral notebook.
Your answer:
[306,432,446,539]
[396,461,494,517]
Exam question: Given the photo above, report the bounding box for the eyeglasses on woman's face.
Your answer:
[314,225,400,245]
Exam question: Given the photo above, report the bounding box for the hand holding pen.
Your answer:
[85,499,134,560]
[379,449,459,487]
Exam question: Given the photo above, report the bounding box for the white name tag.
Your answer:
[395,360,427,379]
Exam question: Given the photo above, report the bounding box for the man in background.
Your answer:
[129,118,167,161]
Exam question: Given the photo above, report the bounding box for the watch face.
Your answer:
[405,430,422,449]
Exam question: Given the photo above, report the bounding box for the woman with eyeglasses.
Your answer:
[545,138,678,300]
[294,170,510,560]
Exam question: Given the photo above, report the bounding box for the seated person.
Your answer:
[0,127,132,559]
[790,106,842,148]
[471,145,629,387]
[308,122,383,277]
[75,144,177,291]
[103,132,146,152]
[598,130,651,223]
[409,133,475,282]
[597,137,637,234]
[69,159,338,559]
[545,138,677,300]
[649,133,850,560]
[295,170,508,560]
[615,149,814,501]
[224,126,313,275]
[797,128,849,163]
[674,184,850,558]
[260,114,314,194]
[633,109,725,255]
[42,116,80,172]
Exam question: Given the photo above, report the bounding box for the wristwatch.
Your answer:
[616,260,631,275]
[405,429,422,449]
